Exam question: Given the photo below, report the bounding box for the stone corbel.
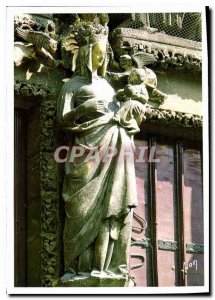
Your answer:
[14,14,58,68]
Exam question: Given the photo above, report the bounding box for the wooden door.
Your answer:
[130,137,204,286]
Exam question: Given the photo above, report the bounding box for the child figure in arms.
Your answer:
[113,68,149,135]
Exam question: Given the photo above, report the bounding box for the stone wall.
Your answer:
[22,95,65,287]
[15,62,68,286]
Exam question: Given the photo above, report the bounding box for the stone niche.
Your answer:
[15,104,67,287]
[14,56,69,287]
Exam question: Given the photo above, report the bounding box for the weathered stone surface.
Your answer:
[15,80,53,98]
[14,64,69,101]
[57,25,142,282]
[40,97,62,286]
[110,27,201,73]
[56,276,133,287]
[14,14,55,35]
[14,14,58,68]
[14,13,203,288]
[111,27,201,50]
[26,155,40,200]
[40,97,58,152]
[26,196,41,287]
[40,153,58,191]
[27,105,41,155]
[27,234,41,287]
[145,107,202,128]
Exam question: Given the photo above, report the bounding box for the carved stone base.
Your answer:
[56,273,134,287]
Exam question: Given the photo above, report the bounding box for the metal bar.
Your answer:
[186,243,204,254]
[157,240,178,251]
[131,237,151,248]
[147,136,158,286]
[130,255,145,270]
[132,212,147,232]
[174,141,186,286]
[156,240,204,253]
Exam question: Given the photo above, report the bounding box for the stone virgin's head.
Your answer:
[73,24,109,80]
[91,40,107,72]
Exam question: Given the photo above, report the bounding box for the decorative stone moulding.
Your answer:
[15,80,54,97]
[110,28,202,72]
[14,80,202,128]
[145,107,202,128]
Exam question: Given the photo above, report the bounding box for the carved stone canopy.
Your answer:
[110,27,202,72]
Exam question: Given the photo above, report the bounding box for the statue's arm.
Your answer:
[57,93,86,125]
[63,102,89,124]
[58,92,110,125]
[133,91,149,104]
[57,86,75,125]
[57,82,91,125]
[124,85,149,104]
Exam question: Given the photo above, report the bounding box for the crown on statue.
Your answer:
[71,24,108,46]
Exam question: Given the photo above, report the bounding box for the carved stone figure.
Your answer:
[14,42,37,66]
[113,69,149,133]
[57,24,146,284]
[107,51,166,105]
[15,25,58,67]
[116,68,149,104]
[114,66,166,108]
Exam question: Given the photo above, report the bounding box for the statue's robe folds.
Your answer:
[58,75,143,273]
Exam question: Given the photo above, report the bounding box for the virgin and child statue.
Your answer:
[57,24,147,282]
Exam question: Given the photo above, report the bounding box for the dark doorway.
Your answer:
[14,109,27,287]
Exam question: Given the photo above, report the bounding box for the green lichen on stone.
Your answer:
[40,97,58,152]
[39,96,63,287]
[145,107,202,128]
[56,276,133,287]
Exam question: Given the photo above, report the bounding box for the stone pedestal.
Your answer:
[56,274,134,287]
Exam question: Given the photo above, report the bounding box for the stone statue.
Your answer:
[57,24,146,284]
[15,25,58,67]
[116,68,149,104]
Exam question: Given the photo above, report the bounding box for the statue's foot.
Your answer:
[105,269,115,276]
[60,272,76,282]
[105,267,128,278]
[77,272,91,279]
[118,264,129,275]
[67,267,76,274]
[91,269,107,278]
[60,268,77,282]
[60,269,90,282]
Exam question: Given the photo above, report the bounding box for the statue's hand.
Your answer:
[83,98,110,115]
[114,100,146,127]
[63,99,110,125]
[149,88,167,104]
